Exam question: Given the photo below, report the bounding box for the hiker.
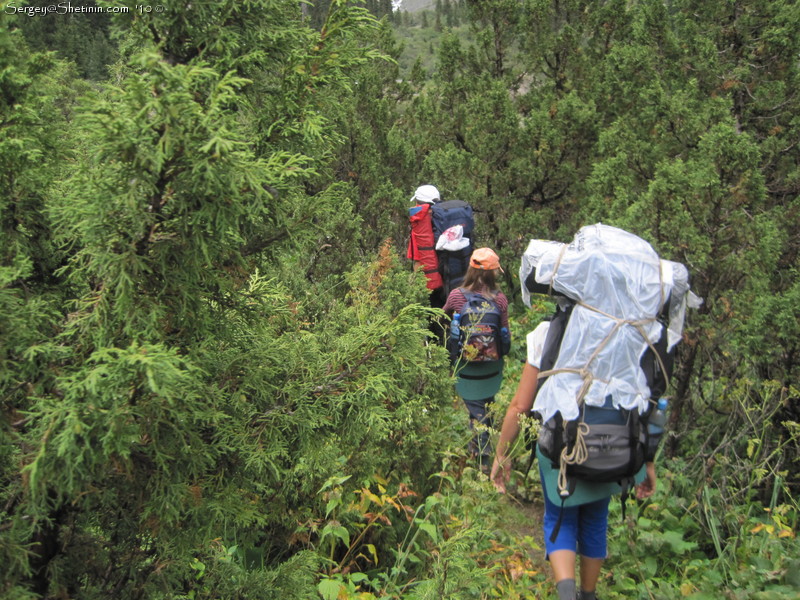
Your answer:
[407,184,477,310]
[490,317,657,600]
[407,184,446,308]
[443,247,510,472]
[491,224,700,600]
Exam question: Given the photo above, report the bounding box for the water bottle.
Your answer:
[500,326,511,354]
[648,398,668,435]
[450,312,461,340]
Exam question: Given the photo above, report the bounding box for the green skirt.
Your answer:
[454,358,504,401]
[537,446,647,506]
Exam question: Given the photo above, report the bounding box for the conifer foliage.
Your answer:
[1,2,451,598]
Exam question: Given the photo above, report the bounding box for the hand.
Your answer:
[636,462,657,499]
[490,456,510,494]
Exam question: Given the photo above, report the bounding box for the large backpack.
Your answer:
[518,226,690,480]
[448,289,509,364]
[530,300,674,541]
[533,301,673,480]
[431,200,474,294]
[407,203,443,291]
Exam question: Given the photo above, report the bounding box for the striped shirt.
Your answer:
[443,287,510,330]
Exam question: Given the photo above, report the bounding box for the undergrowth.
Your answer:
[307,302,799,599]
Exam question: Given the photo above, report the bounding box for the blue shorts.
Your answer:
[542,482,610,559]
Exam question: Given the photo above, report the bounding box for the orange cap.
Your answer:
[470,248,503,272]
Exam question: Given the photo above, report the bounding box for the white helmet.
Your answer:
[410,185,440,204]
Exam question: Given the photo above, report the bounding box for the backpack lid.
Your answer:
[431,200,474,238]
[523,224,700,423]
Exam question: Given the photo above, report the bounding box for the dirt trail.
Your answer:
[489,478,552,575]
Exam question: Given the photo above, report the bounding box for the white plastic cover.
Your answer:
[435,225,470,251]
[519,223,702,422]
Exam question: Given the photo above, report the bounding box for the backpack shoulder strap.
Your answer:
[461,287,498,304]
[459,288,480,304]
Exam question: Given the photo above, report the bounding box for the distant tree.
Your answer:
[465,0,522,78]
[410,56,428,86]
[444,0,454,27]
[11,0,116,79]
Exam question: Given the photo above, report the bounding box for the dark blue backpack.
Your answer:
[448,289,509,363]
[431,200,474,294]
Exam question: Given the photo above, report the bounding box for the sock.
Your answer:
[580,591,597,600]
[556,578,576,600]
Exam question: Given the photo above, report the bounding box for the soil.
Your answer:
[504,486,547,564]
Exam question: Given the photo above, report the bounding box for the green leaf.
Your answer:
[662,530,698,555]
[318,578,343,600]
[417,521,439,543]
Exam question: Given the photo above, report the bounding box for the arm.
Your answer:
[490,362,540,493]
[442,288,465,317]
[497,292,511,330]
[636,462,657,499]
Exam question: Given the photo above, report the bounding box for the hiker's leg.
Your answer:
[549,550,577,584]
[462,397,493,466]
[576,496,611,595]
[578,558,603,596]
[542,483,579,597]
[428,287,447,344]
[553,572,577,600]
[429,286,446,310]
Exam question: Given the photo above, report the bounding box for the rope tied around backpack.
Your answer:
[537,303,672,406]
[540,310,670,496]
[540,250,670,388]
[558,421,589,495]
[538,256,672,497]
[547,242,568,298]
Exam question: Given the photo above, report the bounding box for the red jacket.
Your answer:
[407,203,443,290]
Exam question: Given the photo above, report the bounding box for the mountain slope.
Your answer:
[395,0,436,12]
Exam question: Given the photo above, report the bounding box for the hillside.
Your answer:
[395,0,436,12]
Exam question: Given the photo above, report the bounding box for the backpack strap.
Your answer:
[522,444,537,481]
[524,308,570,481]
[458,370,502,380]
[626,410,641,476]
[549,478,577,543]
[618,476,635,525]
